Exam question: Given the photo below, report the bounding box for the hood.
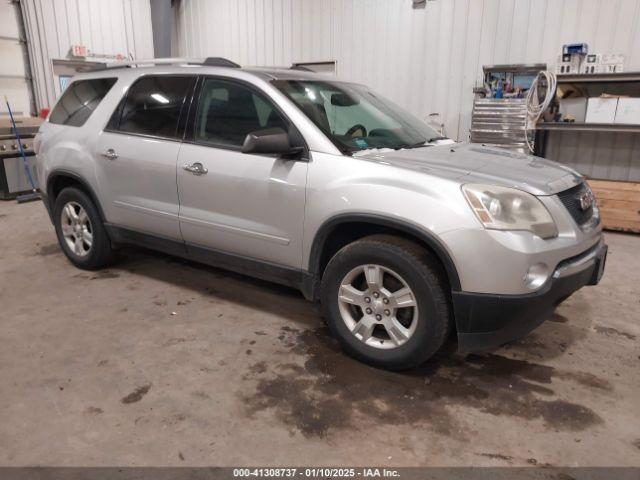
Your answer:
[353,142,583,195]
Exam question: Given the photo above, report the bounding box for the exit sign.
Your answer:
[71,44,88,57]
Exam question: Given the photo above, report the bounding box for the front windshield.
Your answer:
[272,80,444,154]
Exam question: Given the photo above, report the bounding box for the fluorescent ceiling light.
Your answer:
[151,93,169,104]
[304,87,316,101]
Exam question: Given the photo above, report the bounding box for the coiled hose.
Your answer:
[525,70,557,153]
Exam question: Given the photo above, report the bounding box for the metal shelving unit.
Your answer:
[536,122,640,133]
[534,72,640,233]
[555,72,640,83]
[534,72,640,159]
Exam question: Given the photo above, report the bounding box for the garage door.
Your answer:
[0,0,33,117]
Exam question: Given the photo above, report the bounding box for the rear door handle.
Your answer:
[183,162,208,175]
[101,148,118,160]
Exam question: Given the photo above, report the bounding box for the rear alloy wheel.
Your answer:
[321,234,452,370]
[60,201,93,257]
[53,187,115,270]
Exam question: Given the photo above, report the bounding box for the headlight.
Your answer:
[462,184,558,238]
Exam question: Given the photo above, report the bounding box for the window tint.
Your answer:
[49,78,117,127]
[117,76,192,139]
[194,78,287,147]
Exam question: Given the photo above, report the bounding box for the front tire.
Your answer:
[53,187,115,270]
[320,235,452,370]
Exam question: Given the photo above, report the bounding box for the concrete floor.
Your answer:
[0,199,639,467]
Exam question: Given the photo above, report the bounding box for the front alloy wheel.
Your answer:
[321,234,452,370]
[338,264,418,349]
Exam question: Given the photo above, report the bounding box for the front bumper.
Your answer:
[453,240,607,352]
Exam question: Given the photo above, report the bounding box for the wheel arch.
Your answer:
[307,214,462,300]
[46,170,107,223]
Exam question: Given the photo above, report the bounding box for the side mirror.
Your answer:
[241,128,303,156]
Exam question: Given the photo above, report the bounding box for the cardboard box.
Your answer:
[559,98,588,122]
[556,54,581,74]
[585,97,619,123]
[600,54,625,73]
[614,98,640,124]
[580,54,602,74]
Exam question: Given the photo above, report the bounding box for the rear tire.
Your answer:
[53,187,115,270]
[320,234,452,370]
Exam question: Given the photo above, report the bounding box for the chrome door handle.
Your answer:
[101,148,118,160]
[183,162,208,175]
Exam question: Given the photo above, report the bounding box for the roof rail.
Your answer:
[77,57,240,72]
[203,57,240,68]
[290,64,314,72]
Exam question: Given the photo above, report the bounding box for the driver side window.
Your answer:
[194,78,288,148]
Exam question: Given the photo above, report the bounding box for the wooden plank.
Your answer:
[597,201,640,222]
[588,179,640,233]
[600,218,640,233]
[603,224,640,234]
[594,189,640,202]
[589,179,640,192]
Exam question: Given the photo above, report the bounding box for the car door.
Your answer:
[176,76,308,269]
[95,74,195,240]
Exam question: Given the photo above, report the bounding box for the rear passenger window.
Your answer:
[116,76,192,139]
[49,78,117,127]
[194,78,288,147]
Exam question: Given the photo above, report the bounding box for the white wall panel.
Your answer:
[20,0,154,111]
[174,0,640,141]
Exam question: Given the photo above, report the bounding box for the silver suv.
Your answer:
[35,58,607,369]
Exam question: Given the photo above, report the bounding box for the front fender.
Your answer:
[302,152,479,291]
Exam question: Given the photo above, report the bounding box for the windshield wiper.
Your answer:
[427,136,448,143]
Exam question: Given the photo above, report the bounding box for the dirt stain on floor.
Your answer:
[121,384,151,404]
[243,327,608,439]
[90,271,120,280]
[36,244,60,256]
[73,271,121,281]
[594,325,636,340]
[163,336,196,347]
[476,452,513,462]
[249,361,268,375]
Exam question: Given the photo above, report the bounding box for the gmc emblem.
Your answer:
[579,189,595,211]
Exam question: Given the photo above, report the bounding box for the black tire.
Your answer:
[53,186,115,270]
[320,234,452,370]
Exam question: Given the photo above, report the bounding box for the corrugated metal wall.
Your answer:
[546,131,640,182]
[20,0,154,111]
[174,0,640,141]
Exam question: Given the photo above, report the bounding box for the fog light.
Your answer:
[524,263,549,290]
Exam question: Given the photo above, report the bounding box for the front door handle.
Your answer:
[183,162,208,175]
[101,148,118,160]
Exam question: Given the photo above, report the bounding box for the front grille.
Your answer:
[557,182,595,226]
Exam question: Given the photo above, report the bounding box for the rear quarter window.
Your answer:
[49,78,117,127]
